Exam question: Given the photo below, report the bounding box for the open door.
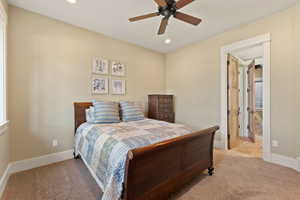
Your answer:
[227,54,240,149]
[247,61,256,143]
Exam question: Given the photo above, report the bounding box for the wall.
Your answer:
[8,6,166,162]
[166,3,300,158]
[0,0,8,181]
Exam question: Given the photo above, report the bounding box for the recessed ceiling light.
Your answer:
[164,39,171,44]
[66,0,77,4]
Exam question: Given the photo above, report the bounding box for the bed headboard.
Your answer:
[74,102,92,134]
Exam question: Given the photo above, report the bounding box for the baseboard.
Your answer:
[214,139,225,149]
[9,149,74,174]
[0,165,10,198]
[297,157,300,172]
[270,153,299,172]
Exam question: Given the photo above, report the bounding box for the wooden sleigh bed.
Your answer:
[74,102,219,200]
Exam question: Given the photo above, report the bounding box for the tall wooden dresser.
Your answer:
[148,94,175,123]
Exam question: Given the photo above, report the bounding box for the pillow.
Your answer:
[92,100,120,123]
[120,101,145,122]
[85,106,95,123]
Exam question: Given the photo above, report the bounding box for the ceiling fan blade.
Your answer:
[174,11,202,25]
[154,0,167,7]
[175,0,194,9]
[158,17,169,35]
[129,12,160,22]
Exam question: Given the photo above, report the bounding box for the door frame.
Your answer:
[220,34,271,162]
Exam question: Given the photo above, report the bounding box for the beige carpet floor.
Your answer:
[173,150,300,200]
[2,150,300,200]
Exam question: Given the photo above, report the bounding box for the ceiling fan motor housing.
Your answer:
[158,0,176,17]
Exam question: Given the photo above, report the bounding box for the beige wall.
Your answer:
[8,6,166,161]
[166,3,300,158]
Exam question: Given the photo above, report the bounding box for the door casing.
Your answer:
[220,34,271,162]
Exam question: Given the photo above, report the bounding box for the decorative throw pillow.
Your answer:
[120,101,145,122]
[92,100,120,123]
[85,106,95,123]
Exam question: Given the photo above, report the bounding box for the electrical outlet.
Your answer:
[52,139,58,147]
[272,140,279,147]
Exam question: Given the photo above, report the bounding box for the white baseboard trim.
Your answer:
[9,149,74,174]
[0,165,10,198]
[270,153,300,172]
[297,157,300,172]
[214,139,225,149]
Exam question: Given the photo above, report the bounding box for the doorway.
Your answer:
[220,34,271,162]
[227,49,263,157]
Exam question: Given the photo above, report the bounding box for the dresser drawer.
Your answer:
[158,104,172,113]
[158,96,173,104]
[157,113,175,123]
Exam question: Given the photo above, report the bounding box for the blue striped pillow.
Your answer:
[120,101,145,122]
[92,100,120,123]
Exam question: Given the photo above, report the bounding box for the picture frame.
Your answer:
[92,57,109,75]
[91,76,108,94]
[111,61,126,76]
[111,79,126,95]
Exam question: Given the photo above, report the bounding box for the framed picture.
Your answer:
[92,57,109,75]
[91,76,108,94]
[111,61,126,76]
[111,79,126,95]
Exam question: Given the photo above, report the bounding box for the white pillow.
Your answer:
[85,106,95,123]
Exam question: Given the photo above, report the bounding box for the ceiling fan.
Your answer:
[129,0,202,35]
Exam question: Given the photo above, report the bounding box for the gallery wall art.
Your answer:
[111,61,126,76]
[112,79,126,95]
[92,57,109,75]
[91,76,108,94]
[91,57,126,95]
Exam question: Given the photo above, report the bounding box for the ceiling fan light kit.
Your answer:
[129,0,202,35]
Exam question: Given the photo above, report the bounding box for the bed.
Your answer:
[74,102,219,200]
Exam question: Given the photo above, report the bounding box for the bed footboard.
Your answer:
[124,126,219,200]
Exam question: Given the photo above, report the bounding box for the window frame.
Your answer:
[0,2,8,136]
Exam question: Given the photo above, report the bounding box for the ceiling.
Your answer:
[7,0,300,53]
